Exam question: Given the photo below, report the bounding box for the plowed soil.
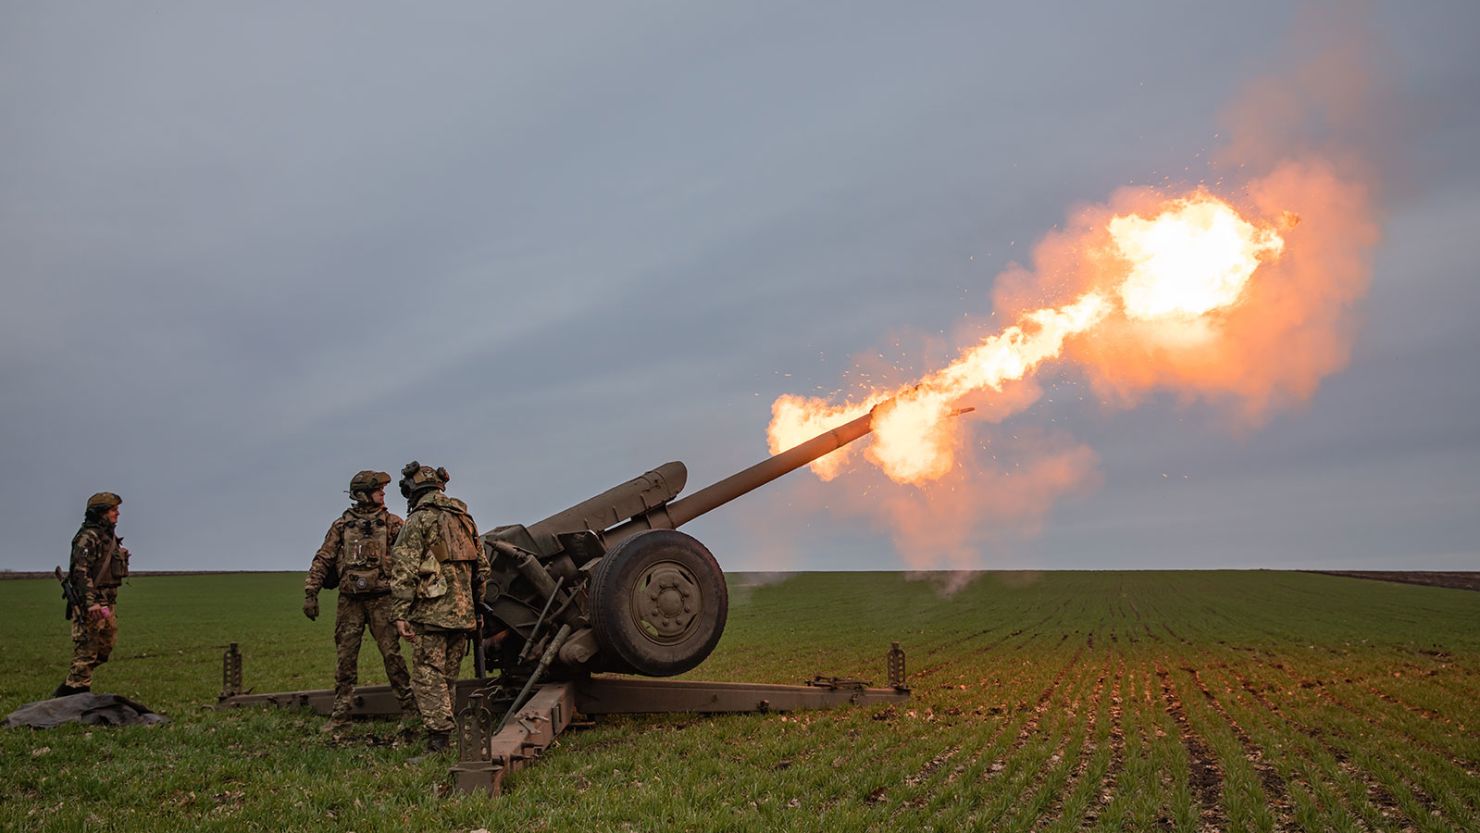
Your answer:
[1310,570,1480,591]
[3,570,1478,832]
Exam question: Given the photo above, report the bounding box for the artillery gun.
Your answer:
[478,405,882,683]
[220,405,921,794]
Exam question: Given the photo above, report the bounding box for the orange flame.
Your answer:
[1113,195,1285,322]
[768,193,1287,484]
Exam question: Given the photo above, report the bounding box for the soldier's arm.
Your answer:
[69,532,102,608]
[304,519,343,594]
[388,515,426,623]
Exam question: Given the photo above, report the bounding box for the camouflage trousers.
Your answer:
[65,588,119,689]
[409,626,469,734]
[332,593,415,720]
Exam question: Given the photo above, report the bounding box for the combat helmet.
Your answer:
[398,461,449,499]
[349,470,391,495]
[85,492,122,512]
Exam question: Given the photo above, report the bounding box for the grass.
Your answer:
[2,570,1478,832]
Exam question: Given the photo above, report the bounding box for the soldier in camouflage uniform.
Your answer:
[54,492,131,697]
[304,470,417,731]
[389,462,490,751]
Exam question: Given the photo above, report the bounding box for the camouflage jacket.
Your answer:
[70,522,128,607]
[389,492,489,630]
[305,505,405,595]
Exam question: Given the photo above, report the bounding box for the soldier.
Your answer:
[54,492,130,697]
[304,470,417,732]
[389,461,490,752]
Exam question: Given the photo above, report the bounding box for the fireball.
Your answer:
[769,191,1287,485]
[1111,194,1285,322]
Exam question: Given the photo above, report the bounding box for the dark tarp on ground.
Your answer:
[3,693,169,728]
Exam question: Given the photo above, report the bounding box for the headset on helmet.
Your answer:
[398,461,449,499]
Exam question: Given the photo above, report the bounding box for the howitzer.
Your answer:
[478,405,883,681]
[54,566,84,621]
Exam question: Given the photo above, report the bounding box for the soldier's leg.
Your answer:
[445,631,468,693]
[432,632,468,740]
[365,596,416,715]
[63,617,100,689]
[331,595,368,722]
[409,630,440,730]
[411,629,458,735]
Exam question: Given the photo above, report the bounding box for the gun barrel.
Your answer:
[660,403,975,530]
[580,401,973,556]
[666,409,874,526]
[597,408,875,552]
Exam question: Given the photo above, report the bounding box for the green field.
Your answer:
[3,571,1477,832]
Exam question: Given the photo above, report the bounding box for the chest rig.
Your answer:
[338,510,392,595]
[75,526,127,588]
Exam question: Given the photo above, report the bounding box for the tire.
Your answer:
[589,530,728,676]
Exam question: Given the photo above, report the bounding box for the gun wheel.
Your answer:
[590,530,727,676]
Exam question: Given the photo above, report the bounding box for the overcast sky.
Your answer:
[3,2,1478,573]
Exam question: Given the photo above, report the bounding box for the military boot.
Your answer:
[426,731,451,752]
[52,683,89,698]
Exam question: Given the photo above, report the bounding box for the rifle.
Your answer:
[54,566,85,621]
[472,601,493,679]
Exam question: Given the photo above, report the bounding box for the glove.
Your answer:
[303,593,319,621]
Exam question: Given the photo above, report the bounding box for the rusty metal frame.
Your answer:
[217,643,910,796]
[217,644,910,717]
[451,682,576,795]
[576,675,908,714]
[220,671,506,717]
[218,672,909,718]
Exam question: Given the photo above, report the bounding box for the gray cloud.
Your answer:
[2,2,1478,572]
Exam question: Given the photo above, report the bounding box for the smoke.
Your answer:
[1048,10,1384,423]
[783,7,1385,574]
[779,420,1100,593]
[990,161,1378,424]
[1212,5,1394,187]
[725,570,795,608]
[873,425,1100,578]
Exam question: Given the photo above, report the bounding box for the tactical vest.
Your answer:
[75,526,127,588]
[414,505,478,600]
[337,510,393,595]
[431,508,479,564]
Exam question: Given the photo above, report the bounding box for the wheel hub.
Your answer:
[632,561,701,643]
